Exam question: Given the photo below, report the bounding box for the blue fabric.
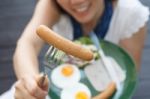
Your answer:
[70,0,113,40]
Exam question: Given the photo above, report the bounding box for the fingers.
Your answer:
[92,82,116,99]
[25,75,48,98]
[36,73,49,91]
[15,80,36,99]
[14,75,49,99]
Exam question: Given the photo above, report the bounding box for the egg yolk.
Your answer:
[61,65,74,77]
[75,91,88,99]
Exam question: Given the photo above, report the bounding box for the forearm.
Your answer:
[13,15,45,79]
[13,16,45,79]
[13,0,60,79]
[13,40,40,79]
[119,26,147,71]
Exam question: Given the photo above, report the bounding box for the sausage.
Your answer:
[36,25,94,61]
[92,82,116,99]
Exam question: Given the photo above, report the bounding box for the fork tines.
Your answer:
[44,46,64,69]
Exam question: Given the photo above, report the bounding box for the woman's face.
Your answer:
[56,0,104,24]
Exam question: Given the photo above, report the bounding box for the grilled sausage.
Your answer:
[36,25,94,61]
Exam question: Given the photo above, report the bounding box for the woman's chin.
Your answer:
[75,17,93,24]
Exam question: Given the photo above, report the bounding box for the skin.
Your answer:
[13,0,147,99]
[119,26,147,71]
[56,0,104,34]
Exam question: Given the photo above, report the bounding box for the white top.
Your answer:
[52,0,149,44]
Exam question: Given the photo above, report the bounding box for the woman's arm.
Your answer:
[13,0,60,80]
[119,25,147,71]
[13,0,60,98]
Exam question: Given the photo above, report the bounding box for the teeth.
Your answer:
[76,6,88,12]
[75,4,89,12]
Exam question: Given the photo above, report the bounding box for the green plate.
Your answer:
[47,37,137,99]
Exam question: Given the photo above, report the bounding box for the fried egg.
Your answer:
[61,83,91,99]
[51,63,81,89]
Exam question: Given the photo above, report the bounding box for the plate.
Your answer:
[46,37,137,99]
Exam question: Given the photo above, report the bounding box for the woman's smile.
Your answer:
[57,0,104,25]
[73,2,90,13]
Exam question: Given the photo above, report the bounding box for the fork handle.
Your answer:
[37,73,48,90]
[36,25,94,61]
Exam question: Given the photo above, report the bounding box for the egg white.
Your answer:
[61,83,91,99]
[51,64,81,89]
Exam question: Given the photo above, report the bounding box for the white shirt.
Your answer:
[53,0,149,44]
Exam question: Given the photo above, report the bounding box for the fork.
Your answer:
[38,46,63,87]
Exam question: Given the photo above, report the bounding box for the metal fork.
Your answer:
[38,46,63,87]
[44,46,62,69]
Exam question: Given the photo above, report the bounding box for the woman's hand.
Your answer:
[14,74,49,99]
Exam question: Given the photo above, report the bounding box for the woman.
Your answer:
[12,0,149,99]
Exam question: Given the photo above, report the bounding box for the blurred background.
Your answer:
[0,0,149,98]
[0,0,36,94]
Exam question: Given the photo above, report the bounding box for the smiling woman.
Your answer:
[0,0,149,99]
